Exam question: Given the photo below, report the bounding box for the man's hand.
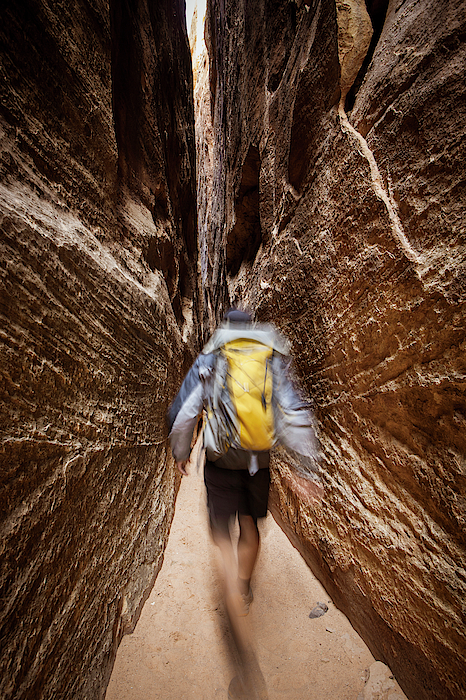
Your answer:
[283,471,324,504]
[177,460,189,476]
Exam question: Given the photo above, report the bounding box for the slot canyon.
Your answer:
[0,0,465,699]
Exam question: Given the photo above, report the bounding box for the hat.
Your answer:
[223,308,252,324]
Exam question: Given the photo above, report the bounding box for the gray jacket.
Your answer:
[167,322,319,475]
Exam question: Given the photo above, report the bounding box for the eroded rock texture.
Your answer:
[0,1,198,698]
[196,0,466,698]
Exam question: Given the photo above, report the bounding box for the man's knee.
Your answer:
[238,514,259,542]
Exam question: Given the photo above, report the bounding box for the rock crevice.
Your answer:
[1,1,466,700]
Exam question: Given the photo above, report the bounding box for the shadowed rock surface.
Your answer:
[195,1,466,699]
[0,1,199,698]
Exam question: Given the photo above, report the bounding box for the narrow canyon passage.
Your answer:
[1,1,465,699]
[105,446,407,700]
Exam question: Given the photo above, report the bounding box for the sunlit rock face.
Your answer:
[196,0,466,698]
[0,1,198,698]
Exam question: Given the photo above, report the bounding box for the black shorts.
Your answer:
[204,460,270,535]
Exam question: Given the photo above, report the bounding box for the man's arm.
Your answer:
[272,354,320,474]
[168,354,215,472]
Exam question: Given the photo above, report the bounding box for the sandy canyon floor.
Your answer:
[106,456,407,700]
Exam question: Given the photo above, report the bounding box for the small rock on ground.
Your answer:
[358,661,408,700]
[309,602,329,619]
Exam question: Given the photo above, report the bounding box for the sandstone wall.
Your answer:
[0,1,199,698]
[196,0,466,698]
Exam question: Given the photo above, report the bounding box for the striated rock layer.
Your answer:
[0,1,199,698]
[196,0,466,698]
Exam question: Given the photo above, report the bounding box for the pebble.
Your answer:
[309,602,329,619]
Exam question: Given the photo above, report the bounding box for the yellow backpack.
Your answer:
[221,339,274,451]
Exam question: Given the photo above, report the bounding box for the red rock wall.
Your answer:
[196,0,466,698]
[0,1,199,698]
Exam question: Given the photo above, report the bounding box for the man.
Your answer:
[167,308,320,698]
[168,308,320,604]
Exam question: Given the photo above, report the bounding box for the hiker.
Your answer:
[167,308,320,616]
[167,308,320,699]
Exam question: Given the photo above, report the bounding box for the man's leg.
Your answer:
[237,514,260,597]
[204,462,245,615]
[210,526,242,612]
[205,464,268,699]
[236,466,269,600]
